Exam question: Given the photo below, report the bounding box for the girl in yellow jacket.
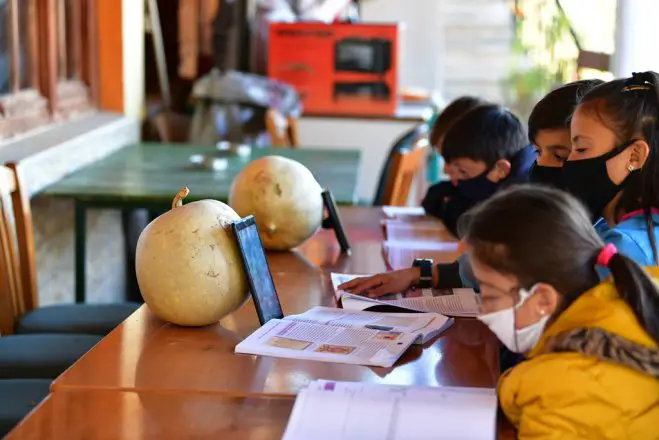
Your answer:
[460,184,659,439]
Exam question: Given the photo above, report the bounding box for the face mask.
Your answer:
[456,169,499,202]
[562,140,636,219]
[529,162,565,189]
[477,287,550,353]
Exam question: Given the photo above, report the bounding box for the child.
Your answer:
[422,96,486,218]
[565,71,659,272]
[424,104,535,236]
[528,79,604,187]
[462,185,659,438]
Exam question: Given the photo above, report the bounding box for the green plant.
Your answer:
[505,0,578,120]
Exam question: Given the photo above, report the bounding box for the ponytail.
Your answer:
[607,252,659,342]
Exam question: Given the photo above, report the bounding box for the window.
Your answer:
[0,0,96,140]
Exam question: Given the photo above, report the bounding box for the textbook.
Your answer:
[234,306,453,368]
[331,273,480,318]
[282,380,498,440]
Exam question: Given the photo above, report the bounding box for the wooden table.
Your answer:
[51,208,499,396]
[42,143,362,302]
[6,391,295,440]
[11,207,515,439]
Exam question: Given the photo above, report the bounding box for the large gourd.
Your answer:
[135,187,248,326]
[229,155,323,250]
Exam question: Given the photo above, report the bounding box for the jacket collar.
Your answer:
[529,268,659,361]
[540,327,659,379]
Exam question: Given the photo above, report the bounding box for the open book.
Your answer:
[282,380,498,440]
[331,273,480,318]
[234,306,453,368]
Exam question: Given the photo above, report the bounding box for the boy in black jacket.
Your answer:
[422,104,535,236]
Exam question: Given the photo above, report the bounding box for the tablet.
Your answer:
[321,189,351,254]
[232,215,284,325]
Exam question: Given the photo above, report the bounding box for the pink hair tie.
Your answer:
[597,244,618,267]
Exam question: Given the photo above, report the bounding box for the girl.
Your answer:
[464,185,659,438]
[566,71,659,272]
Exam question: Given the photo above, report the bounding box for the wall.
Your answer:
[611,0,659,77]
[360,0,513,102]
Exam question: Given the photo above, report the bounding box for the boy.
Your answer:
[424,104,535,236]
[528,79,604,187]
[341,81,604,298]
[421,97,485,217]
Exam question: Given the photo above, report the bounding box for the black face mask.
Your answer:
[529,162,565,189]
[456,169,499,202]
[563,140,636,219]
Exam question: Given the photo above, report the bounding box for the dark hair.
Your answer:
[577,71,659,262]
[442,104,528,167]
[460,184,659,342]
[528,79,604,145]
[429,96,487,147]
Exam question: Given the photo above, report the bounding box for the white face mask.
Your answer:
[477,286,550,353]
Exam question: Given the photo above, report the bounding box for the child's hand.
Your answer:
[338,268,420,298]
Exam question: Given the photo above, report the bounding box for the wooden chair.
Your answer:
[149,110,192,143]
[265,109,299,148]
[382,137,429,206]
[0,166,103,384]
[372,124,427,205]
[0,164,139,337]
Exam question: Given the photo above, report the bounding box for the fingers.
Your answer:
[365,282,397,298]
[339,275,384,294]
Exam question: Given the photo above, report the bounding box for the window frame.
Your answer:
[0,0,98,140]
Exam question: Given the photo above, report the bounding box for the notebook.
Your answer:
[282,380,498,440]
[331,273,480,318]
[234,306,453,368]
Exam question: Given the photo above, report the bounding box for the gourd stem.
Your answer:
[172,187,190,209]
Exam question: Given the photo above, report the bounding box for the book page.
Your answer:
[235,319,417,367]
[285,306,450,336]
[283,380,497,440]
[383,240,459,252]
[331,272,480,317]
[387,289,480,317]
[382,206,426,217]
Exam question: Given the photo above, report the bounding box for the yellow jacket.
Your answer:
[499,268,659,439]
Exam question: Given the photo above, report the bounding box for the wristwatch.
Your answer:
[412,258,434,288]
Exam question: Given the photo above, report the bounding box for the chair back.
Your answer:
[382,136,429,206]
[149,110,192,143]
[372,124,427,205]
[0,164,38,335]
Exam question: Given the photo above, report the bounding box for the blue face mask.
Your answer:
[456,169,499,202]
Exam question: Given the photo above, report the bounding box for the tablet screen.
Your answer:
[232,216,284,324]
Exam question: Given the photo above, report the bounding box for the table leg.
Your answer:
[74,200,87,303]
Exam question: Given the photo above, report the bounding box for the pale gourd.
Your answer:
[228,155,324,251]
[135,187,249,326]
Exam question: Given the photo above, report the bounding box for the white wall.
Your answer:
[123,0,146,119]
[360,0,445,93]
[611,0,659,77]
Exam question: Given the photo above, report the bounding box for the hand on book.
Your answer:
[338,268,420,298]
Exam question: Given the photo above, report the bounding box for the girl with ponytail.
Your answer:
[566,71,659,273]
[461,185,659,438]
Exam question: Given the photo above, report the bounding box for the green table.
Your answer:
[44,143,362,302]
